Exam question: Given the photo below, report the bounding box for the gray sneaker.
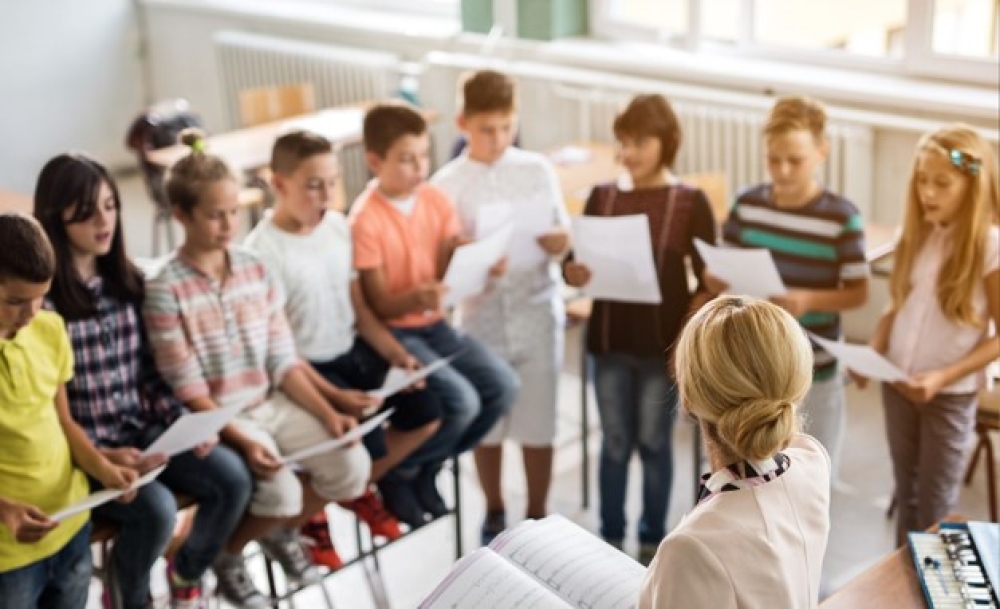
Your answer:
[212,552,269,608]
[258,527,322,586]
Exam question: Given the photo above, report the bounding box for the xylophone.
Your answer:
[909,521,999,608]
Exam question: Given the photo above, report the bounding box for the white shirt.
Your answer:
[887,225,999,394]
[244,210,356,362]
[431,147,570,355]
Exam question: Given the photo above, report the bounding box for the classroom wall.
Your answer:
[0,0,145,193]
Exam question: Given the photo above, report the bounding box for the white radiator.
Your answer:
[420,53,875,218]
[213,31,401,202]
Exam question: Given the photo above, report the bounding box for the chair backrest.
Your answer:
[681,171,730,225]
[124,99,206,210]
[238,83,317,128]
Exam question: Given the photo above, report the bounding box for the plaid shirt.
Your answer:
[46,278,182,448]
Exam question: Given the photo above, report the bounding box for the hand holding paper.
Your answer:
[807,332,909,383]
[142,403,244,459]
[369,353,460,400]
[279,409,395,466]
[694,239,787,299]
[570,215,662,304]
[50,464,168,523]
[443,224,513,306]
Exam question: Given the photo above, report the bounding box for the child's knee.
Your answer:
[308,443,372,501]
[249,469,303,518]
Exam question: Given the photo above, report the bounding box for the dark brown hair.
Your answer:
[363,102,427,157]
[613,94,682,169]
[460,70,516,116]
[0,212,56,284]
[271,130,335,176]
[33,153,144,320]
[164,128,237,214]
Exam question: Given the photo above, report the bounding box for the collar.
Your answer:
[697,452,791,504]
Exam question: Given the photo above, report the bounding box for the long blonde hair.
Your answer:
[674,296,813,462]
[890,124,999,326]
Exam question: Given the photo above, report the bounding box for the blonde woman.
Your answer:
[640,296,831,609]
[857,124,999,546]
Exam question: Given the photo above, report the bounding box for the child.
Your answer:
[349,102,520,531]
[640,296,830,609]
[0,212,135,609]
[34,152,254,609]
[562,94,716,563]
[143,130,371,607]
[860,124,999,545]
[431,70,570,543]
[245,130,444,545]
[714,95,869,475]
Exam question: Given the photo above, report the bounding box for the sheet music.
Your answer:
[369,354,458,400]
[141,403,243,458]
[807,332,909,383]
[50,464,167,522]
[571,215,662,304]
[419,548,571,609]
[694,239,787,299]
[476,202,552,270]
[443,223,513,307]
[278,409,394,465]
[491,515,644,609]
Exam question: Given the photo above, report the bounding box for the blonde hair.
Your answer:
[674,296,813,462]
[164,128,236,214]
[889,124,1000,327]
[763,95,827,143]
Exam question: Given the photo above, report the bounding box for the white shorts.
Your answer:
[230,392,371,518]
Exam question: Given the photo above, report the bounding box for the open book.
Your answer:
[419,515,645,609]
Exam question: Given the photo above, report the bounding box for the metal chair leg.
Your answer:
[452,455,463,560]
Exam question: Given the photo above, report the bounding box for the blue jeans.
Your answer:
[391,321,519,467]
[95,431,253,609]
[592,352,677,545]
[0,522,91,609]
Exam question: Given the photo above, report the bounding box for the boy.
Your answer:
[0,212,135,608]
[349,103,520,525]
[431,70,570,544]
[245,130,444,551]
[712,95,869,474]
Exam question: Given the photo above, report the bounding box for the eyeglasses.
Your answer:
[949,149,981,176]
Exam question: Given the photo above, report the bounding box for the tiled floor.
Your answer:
[85,174,995,608]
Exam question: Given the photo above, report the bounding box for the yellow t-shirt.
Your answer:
[0,310,90,572]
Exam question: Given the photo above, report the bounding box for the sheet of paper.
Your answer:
[694,239,787,299]
[443,223,513,307]
[807,332,909,382]
[369,354,459,400]
[50,464,167,523]
[570,215,662,304]
[279,408,394,466]
[282,107,364,142]
[142,403,244,458]
[477,202,556,271]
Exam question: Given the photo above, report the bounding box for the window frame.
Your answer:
[589,0,1000,86]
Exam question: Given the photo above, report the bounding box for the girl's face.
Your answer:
[914,150,969,226]
[178,179,241,252]
[765,129,827,205]
[62,181,116,261]
[617,134,663,186]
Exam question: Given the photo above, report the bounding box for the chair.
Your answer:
[238,82,317,128]
[963,383,999,522]
[125,99,206,255]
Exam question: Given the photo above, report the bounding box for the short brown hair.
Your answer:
[164,128,237,214]
[613,94,682,169]
[271,130,335,175]
[764,95,827,142]
[0,212,55,283]
[363,102,427,157]
[460,70,516,116]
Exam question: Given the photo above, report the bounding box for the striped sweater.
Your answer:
[142,246,299,411]
[723,184,868,379]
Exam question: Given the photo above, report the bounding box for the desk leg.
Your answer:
[581,326,590,511]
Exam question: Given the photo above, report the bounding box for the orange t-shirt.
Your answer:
[349,183,461,328]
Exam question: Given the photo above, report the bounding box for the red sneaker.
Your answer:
[339,489,403,541]
[299,512,344,570]
[168,560,205,609]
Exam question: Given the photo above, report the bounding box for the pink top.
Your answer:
[887,225,999,394]
[349,182,461,328]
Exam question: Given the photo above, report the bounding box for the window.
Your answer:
[592,0,999,84]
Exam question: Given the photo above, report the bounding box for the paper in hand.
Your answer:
[694,239,787,299]
[141,403,243,458]
[50,464,168,523]
[368,353,460,400]
[443,224,513,306]
[807,332,909,382]
[279,409,395,466]
[570,215,662,304]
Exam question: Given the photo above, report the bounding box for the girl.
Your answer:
[862,124,999,545]
[34,152,254,609]
[142,130,371,607]
[563,94,716,564]
[640,296,830,609]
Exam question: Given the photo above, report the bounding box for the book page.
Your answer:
[491,515,645,609]
[419,547,572,609]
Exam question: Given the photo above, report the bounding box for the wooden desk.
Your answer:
[0,190,33,215]
[819,545,926,609]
